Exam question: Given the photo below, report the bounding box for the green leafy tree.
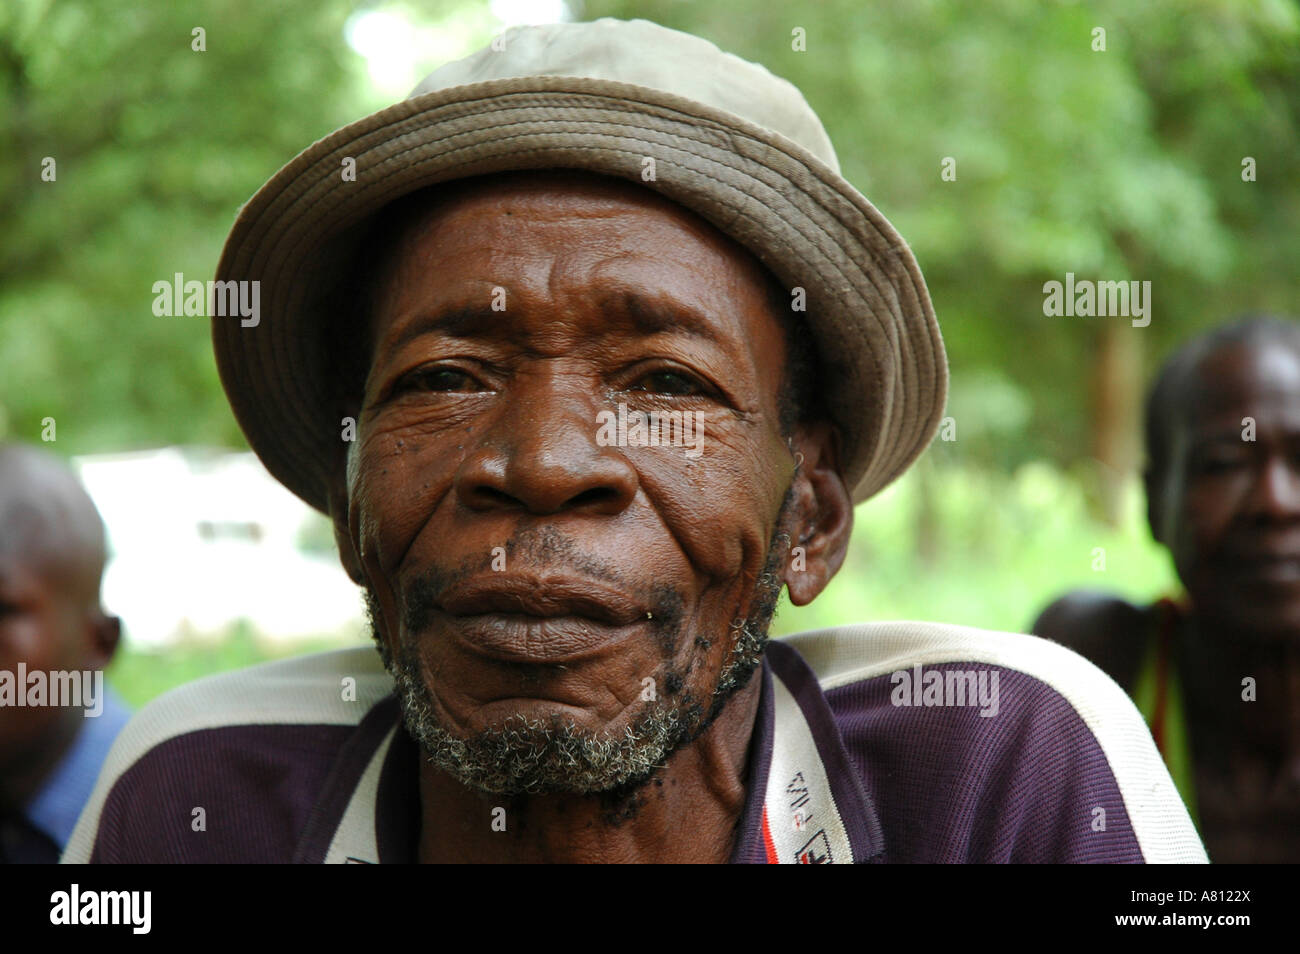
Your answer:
[0,0,368,451]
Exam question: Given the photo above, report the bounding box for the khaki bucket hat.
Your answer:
[213,17,947,513]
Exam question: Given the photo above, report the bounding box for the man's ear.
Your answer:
[783,420,853,606]
[328,453,366,586]
[85,612,121,671]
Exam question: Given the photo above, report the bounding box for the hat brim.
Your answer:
[213,75,946,514]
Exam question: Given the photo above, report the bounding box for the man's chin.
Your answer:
[390,656,706,795]
[384,633,771,796]
[1193,586,1300,645]
[363,508,785,796]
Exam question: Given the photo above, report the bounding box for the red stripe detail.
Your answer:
[761,807,778,864]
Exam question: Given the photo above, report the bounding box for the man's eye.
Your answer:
[631,370,704,397]
[397,366,479,394]
[1194,455,1246,475]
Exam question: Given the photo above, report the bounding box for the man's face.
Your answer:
[341,172,809,795]
[0,558,85,774]
[1155,341,1300,641]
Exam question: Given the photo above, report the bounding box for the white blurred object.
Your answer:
[343,1,572,103]
[74,448,365,648]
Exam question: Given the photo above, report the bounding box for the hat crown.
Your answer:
[409,17,840,175]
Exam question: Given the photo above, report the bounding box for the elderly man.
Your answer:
[0,444,130,863]
[1034,316,1300,863]
[65,19,1201,863]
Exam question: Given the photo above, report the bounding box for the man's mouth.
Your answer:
[430,575,655,663]
[1219,549,1300,585]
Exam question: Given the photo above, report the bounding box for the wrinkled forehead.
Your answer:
[368,170,783,305]
[1183,341,1300,433]
[358,170,792,374]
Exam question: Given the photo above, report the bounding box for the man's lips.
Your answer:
[1217,548,1300,584]
[437,576,649,625]
[430,575,653,663]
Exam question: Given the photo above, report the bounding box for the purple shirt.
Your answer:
[62,622,1206,863]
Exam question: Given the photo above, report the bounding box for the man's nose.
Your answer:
[1244,455,1300,521]
[453,376,639,516]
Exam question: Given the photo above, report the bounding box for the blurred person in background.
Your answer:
[1034,315,1300,863]
[0,443,130,863]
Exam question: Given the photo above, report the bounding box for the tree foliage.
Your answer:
[2,0,1297,475]
[0,0,367,450]
[585,0,1300,474]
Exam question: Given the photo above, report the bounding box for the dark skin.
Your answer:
[0,446,120,813]
[1034,340,1300,862]
[328,171,853,863]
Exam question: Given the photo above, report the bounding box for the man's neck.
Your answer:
[0,715,82,813]
[415,675,763,863]
[1181,615,1300,761]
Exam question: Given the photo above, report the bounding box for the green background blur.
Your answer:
[3,0,1297,707]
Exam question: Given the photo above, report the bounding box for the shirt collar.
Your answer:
[729,640,884,863]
